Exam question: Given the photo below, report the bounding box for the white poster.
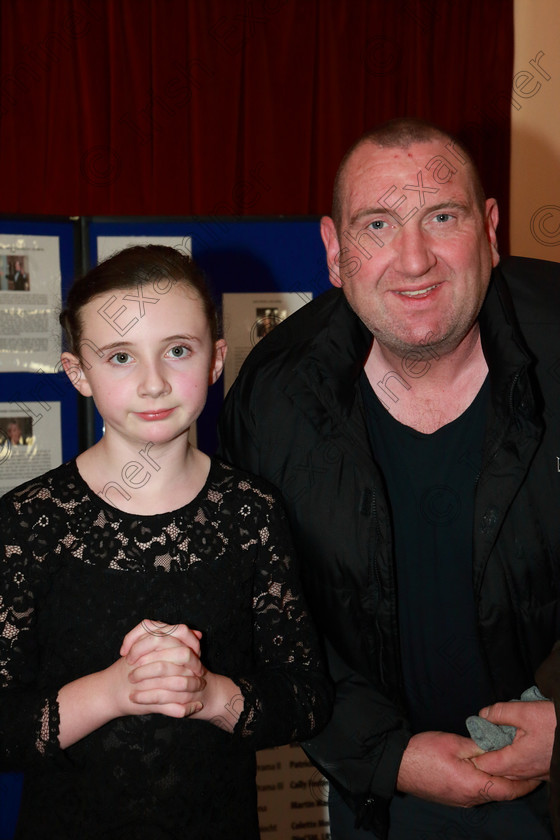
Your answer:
[222,292,311,393]
[0,235,62,372]
[0,401,62,495]
[257,743,330,839]
[96,235,191,263]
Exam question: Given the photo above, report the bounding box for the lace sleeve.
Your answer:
[0,494,61,769]
[233,488,333,749]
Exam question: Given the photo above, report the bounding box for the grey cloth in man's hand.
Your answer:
[466,686,548,751]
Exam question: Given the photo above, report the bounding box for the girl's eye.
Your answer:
[110,352,132,365]
[167,345,189,358]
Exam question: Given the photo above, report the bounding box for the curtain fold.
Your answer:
[0,0,513,249]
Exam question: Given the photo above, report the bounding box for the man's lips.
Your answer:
[393,283,441,298]
[134,408,176,420]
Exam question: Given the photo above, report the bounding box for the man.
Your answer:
[12,259,29,291]
[5,419,25,445]
[218,119,559,838]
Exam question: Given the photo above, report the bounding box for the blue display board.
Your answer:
[0,219,80,460]
[0,218,78,839]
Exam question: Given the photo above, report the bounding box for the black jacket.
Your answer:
[218,256,560,833]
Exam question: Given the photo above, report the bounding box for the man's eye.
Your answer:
[110,352,132,365]
[368,220,388,230]
[434,213,452,223]
[168,345,189,358]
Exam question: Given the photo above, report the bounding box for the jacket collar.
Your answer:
[287,289,372,428]
[479,263,540,431]
[289,266,541,431]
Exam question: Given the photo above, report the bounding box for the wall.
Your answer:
[510,0,560,259]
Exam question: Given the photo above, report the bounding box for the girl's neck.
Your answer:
[76,436,211,515]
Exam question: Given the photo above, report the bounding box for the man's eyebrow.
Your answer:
[349,206,389,226]
[349,199,469,226]
[421,200,469,214]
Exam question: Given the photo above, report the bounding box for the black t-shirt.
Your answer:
[361,372,493,734]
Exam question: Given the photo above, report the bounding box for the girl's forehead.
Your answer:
[80,282,209,337]
[84,282,203,314]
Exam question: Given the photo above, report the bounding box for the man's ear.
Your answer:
[209,339,227,385]
[485,198,500,267]
[320,216,343,288]
[60,352,94,397]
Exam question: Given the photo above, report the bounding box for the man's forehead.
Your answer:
[341,138,476,213]
[346,138,450,181]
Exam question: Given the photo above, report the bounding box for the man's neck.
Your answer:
[364,328,489,434]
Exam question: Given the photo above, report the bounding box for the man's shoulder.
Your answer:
[494,257,560,379]
[221,287,371,438]
[498,256,560,317]
[211,457,284,507]
[237,287,346,376]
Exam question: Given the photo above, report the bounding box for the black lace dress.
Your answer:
[0,458,332,839]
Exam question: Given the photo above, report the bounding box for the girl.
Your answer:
[0,245,332,839]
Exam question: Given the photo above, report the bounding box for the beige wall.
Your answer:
[510,0,560,259]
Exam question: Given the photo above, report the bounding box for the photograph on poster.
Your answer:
[0,235,62,372]
[2,256,30,291]
[0,415,33,446]
[0,401,62,495]
[222,292,311,393]
[254,306,286,339]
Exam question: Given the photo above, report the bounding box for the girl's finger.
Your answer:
[120,620,152,656]
[121,621,201,658]
[125,624,202,664]
[130,678,205,705]
[130,700,203,719]
[129,659,204,683]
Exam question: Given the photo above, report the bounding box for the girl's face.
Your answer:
[62,282,226,450]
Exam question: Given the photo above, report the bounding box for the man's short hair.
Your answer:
[331,117,486,230]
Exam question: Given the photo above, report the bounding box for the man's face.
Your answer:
[7,423,21,443]
[321,140,500,358]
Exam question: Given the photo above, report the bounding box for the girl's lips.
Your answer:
[135,408,176,421]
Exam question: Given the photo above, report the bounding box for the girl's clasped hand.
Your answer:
[118,620,206,720]
[115,619,244,731]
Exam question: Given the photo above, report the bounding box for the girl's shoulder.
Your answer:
[0,459,84,514]
[0,461,89,557]
[208,457,284,512]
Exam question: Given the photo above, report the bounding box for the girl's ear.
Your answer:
[60,352,94,398]
[209,339,227,385]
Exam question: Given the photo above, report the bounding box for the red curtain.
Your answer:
[0,0,513,246]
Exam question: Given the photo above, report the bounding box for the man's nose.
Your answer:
[393,223,436,277]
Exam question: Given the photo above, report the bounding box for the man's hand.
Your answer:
[397,731,540,807]
[471,700,555,781]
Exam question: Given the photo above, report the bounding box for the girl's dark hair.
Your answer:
[60,245,220,355]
